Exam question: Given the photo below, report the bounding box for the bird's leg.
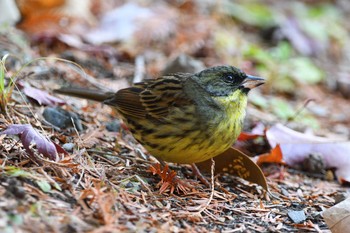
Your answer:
[157,159,211,187]
[157,158,167,168]
[191,163,211,187]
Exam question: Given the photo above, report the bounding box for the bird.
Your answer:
[55,65,264,183]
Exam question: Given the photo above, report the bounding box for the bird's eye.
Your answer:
[224,74,234,83]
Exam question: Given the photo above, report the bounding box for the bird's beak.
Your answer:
[241,75,265,90]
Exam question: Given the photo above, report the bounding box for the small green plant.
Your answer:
[0,54,15,113]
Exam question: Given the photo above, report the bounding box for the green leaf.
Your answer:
[271,42,293,60]
[8,213,23,225]
[273,76,296,93]
[6,167,32,178]
[243,44,273,65]
[270,98,295,120]
[36,180,51,193]
[295,114,320,129]
[0,56,5,92]
[221,2,274,27]
[52,182,62,191]
[249,91,268,109]
[289,58,324,84]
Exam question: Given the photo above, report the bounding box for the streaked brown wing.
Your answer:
[104,74,192,120]
[104,83,147,119]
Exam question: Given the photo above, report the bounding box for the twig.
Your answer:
[74,167,86,191]
[285,98,315,125]
[192,158,215,215]
[67,63,113,91]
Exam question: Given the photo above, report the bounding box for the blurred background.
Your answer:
[1,0,350,136]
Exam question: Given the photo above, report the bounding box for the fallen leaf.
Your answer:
[266,124,350,183]
[196,147,268,191]
[36,179,51,193]
[238,132,262,141]
[84,2,176,44]
[5,166,32,178]
[323,197,350,232]
[220,2,274,27]
[257,144,284,165]
[79,129,105,148]
[0,124,60,161]
[23,84,65,106]
[16,0,93,35]
[280,17,317,56]
[289,57,324,84]
[238,122,265,141]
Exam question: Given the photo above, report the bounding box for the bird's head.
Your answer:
[192,65,264,97]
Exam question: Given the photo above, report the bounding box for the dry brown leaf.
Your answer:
[16,0,94,35]
[196,147,268,191]
[323,197,350,233]
[79,129,105,148]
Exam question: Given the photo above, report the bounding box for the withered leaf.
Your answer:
[196,147,268,191]
[23,84,65,106]
[0,124,61,161]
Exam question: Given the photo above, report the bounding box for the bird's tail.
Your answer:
[54,87,114,103]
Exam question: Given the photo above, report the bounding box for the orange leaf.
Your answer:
[238,132,262,141]
[257,144,284,165]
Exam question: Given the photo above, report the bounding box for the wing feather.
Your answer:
[104,74,193,120]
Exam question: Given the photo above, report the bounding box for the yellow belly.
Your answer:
[143,119,242,164]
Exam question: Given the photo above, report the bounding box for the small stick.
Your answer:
[192,158,215,215]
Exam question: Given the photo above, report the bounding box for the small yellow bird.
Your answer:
[55,65,264,165]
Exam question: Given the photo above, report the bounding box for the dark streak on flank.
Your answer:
[208,138,216,147]
[127,119,143,131]
[142,128,155,135]
[143,141,159,149]
[158,145,167,151]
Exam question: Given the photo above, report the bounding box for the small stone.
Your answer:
[281,188,290,197]
[6,178,26,199]
[287,210,306,223]
[302,153,326,174]
[125,182,134,188]
[105,120,121,132]
[308,105,328,117]
[43,107,83,131]
[62,143,75,152]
